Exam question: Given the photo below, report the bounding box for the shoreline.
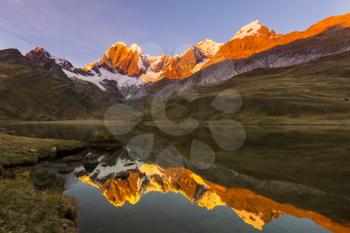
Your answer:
[0,132,85,232]
[2,119,350,126]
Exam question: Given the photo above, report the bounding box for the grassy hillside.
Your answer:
[0,49,121,121]
[159,51,350,125]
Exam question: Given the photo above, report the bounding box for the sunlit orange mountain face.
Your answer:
[80,13,350,82]
[23,12,350,95]
[74,156,350,233]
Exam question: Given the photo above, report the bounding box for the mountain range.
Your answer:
[1,13,350,121]
[25,13,350,91]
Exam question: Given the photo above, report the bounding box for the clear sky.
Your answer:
[1,0,350,67]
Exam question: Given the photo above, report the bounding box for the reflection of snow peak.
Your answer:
[88,158,142,181]
[78,161,350,233]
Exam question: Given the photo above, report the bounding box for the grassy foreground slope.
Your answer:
[163,51,350,125]
[0,132,84,233]
[0,169,78,233]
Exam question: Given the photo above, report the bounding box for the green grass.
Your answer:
[0,130,81,232]
[0,133,83,167]
[0,169,77,233]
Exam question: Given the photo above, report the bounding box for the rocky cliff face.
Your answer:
[84,42,148,76]
[82,39,221,83]
[25,46,80,73]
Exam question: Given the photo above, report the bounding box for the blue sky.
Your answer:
[1,0,350,67]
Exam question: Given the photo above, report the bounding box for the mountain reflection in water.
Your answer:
[74,156,350,233]
[3,123,349,232]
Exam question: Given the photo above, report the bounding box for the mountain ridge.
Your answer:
[2,44,350,122]
[2,13,350,121]
[22,12,350,94]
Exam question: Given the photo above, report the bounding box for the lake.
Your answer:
[1,122,349,233]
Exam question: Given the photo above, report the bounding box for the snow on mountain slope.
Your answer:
[82,39,223,83]
[26,46,144,93]
[232,20,264,39]
[63,68,144,91]
[195,39,222,57]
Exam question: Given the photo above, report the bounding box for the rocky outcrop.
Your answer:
[25,46,84,75]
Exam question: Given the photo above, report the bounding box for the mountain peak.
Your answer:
[129,43,142,53]
[111,41,127,47]
[96,41,148,76]
[33,45,51,55]
[26,46,77,73]
[232,20,265,40]
[108,42,142,53]
[196,38,219,47]
[195,39,222,57]
[26,46,52,61]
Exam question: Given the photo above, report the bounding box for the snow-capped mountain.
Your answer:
[26,38,223,93]
[25,13,350,97]
[81,39,223,84]
[195,39,222,57]
[25,45,145,97]
[83,42,148,76]
[231,20,271,40]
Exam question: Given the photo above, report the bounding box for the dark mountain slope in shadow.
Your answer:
[0,49,122,121]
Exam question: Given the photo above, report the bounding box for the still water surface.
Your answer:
[2,122,349,233]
